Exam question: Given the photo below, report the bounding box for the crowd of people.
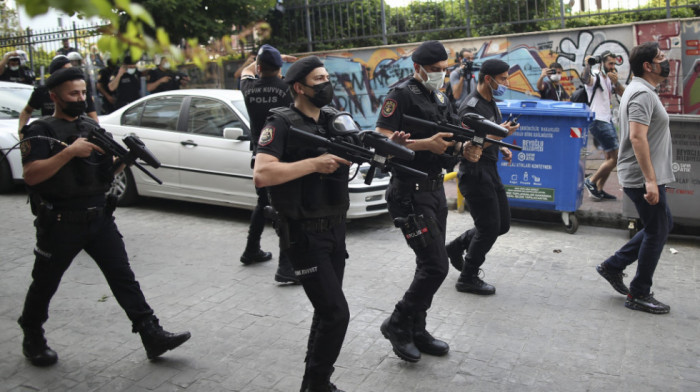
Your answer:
[3,38,191,122]
[11,36,676,392]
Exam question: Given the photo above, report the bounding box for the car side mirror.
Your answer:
[223,127,248,141]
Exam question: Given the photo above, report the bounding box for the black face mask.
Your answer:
[62,100,86,117]
[656,60,670,78]
[303,81,334,108]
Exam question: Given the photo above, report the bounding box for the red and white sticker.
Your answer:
[570,127,581,138]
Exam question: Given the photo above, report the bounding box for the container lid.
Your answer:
[497,99,594,119]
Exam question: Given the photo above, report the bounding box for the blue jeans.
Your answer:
[604,185,673,296]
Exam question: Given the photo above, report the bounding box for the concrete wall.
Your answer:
[279,18,700,130]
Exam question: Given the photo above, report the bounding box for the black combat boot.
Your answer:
[275,257,300,284]
[380,305,421,362]
[301,371,345,392]
[18,318,58,367]
[134,316,191,359]
[240,226,273,265]
[455,263,495,295]
[240,248,272,265]
[413,311,449,356]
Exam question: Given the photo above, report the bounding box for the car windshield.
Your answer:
[0,84,37,119]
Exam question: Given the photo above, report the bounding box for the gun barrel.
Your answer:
[359,131,414,162]
[403,114,522,151]
[461,113,509,138]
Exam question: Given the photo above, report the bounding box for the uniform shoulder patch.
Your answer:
[408,84,422,95]
[435,92,446,104]
[466,96,479,108]
[20,137,30,158]
[258,126,275,146]
[381,99,398,118]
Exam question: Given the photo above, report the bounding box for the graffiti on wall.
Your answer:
[280,22,692,128]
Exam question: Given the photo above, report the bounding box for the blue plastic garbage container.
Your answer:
[496,100,595,233]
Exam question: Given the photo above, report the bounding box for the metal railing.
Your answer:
[1,22,109,79]
[275,0,699,52]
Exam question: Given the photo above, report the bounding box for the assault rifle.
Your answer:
[402,114,522,151]
[87,127,163,184]
[288,127,427,185]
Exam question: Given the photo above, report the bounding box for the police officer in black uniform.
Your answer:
[375,40,481,363]
[146,55,190,94]
[254,56,351,392]
[446,59,519,295]
[96,58,119,114]
[239,44,299,283]
[108,56,143,110]
[17,67,190,367]
[19,55,99,133]
[0,51,35,85]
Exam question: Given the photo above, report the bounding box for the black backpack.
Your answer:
[571,73,601,105]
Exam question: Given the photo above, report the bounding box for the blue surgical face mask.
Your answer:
[490,78,507,96]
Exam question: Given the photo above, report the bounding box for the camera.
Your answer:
[461,59,474,77]
[587,55,602,66]
[547,69,557,75]
[587,53,623,66]
[173,72,187,83]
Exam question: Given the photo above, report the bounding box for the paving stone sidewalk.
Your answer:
[1,192,698,392]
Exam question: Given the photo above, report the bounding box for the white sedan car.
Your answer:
[0,81,39,193]
[100,89,389,219]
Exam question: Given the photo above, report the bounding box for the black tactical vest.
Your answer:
[265,107,350,221]
[28,116,114,201]
[392,79,458,176]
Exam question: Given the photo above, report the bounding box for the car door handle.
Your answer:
[181,140,197,147]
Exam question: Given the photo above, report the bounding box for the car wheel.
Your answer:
[109,168,138,206]
[0,157,16,193]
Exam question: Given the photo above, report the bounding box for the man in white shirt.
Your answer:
[581,51,625,200]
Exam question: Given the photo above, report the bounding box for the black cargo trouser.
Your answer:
[456,161,511,268]
[286,219,350,381]
[19,209,154,330]
[386,182,449,314]
[247,186,290,263]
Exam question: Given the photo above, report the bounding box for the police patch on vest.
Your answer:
[259,126,275,146]
[435,92,445,104]
[20,138,30,158]
[381,99,397,118]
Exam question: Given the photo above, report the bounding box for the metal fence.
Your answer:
[276,0,700,52]
[0,22,109,80]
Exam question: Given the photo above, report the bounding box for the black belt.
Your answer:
[292,214,345,233]
[46,207,106,223]
[394,174,444,192]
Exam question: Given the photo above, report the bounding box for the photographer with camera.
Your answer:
[17,67,190,367]
[449,49,477,108]
[147,54,190,94]
[537,62,569,101]
[581,51,626,201]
